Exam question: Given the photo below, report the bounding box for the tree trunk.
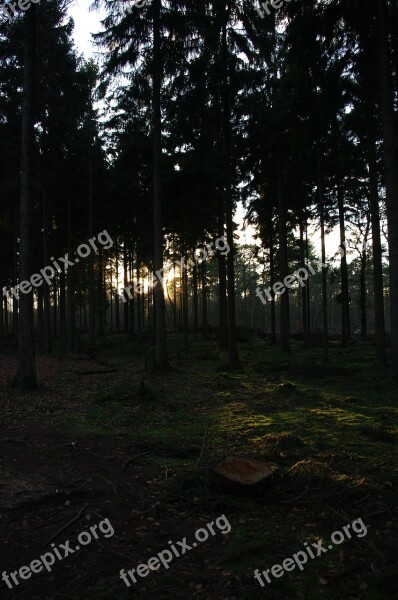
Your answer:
[377,0,398,377]
[368,114,387,365]
[53,274,57,339]
[218,192,228,349]
[269,223,276,344]
[42,188,52,353]
[98,246,104,337]
[14,5,39,387]
[129,244,135,336]
[222,18,239,367]
[337,180,350,345]
[67,195,75,351]
[115,243,120,331]
[318,158,328,362]
[123,239,129,333]
[88,159,96,354]
[152,0,168,369]
[59,270,66,336]
[193,261,198,339]
[136,256,142,338]
[360,219,370,337]
[183,259,189,353]
[278,165,289,353]
[305,224,311,338]
[300,219,309,347]
[201,260,208,337]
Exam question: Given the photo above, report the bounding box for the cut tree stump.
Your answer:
[212,456,274,495]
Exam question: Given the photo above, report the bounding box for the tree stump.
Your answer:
[212,456,274,496]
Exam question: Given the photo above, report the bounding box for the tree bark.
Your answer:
[88,159,96,354]
[14,6,39,388]
[269,220,276,344]
[115,243,120,331]
[183,258,189,353]
[218,192,228,349]
[360,219,370,337]
[318,158,329,362]
[368,115,387,365]
[59,270,66,337]
[377,0,398,377]
[278,165,289,353]
[222,18,239,367]
[193,261,198,338]
[300,220,309,347]
[337,180,350,345]
[201,260,208,337]
[42,188,52,353]
[152,0,168,369]
[67,195,75,351]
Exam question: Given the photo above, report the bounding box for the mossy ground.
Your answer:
[0,333,397,599]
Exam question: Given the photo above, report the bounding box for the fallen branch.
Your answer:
[196,424,210,469]
[4,487,104,511]
[97,475,117,496]
[43,503,89,547]
[76,369,118,376]
[122,451,152,471]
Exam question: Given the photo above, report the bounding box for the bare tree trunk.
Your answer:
[98,246,104,337]
[318,158,329,362]
[222,18,239,367]
[14,5,39,387]
[88,159,96,354]
[337,181,350,345]
[42,188,52,353]
[269,223,276,344]
[59,270,66,336]
[152,0,168,369]
[67,195,75,351]
[305,224,311,338]
[377,0,398,377]
[183,261,189,353]
[136,256,141,338]
[368,114,387,365]
[123,239,129,333]
[4,295,9,334]
[218,192,228,349]
[201,260,208,337]
[52,274,57,339]
[300,220,309,347]
[0,286,4,336]
[115,243,120,331]
[0,292,4,336]
[129,243,134,337]
[360,219,370,337]
[193,262,198,339]
[278,165,289,353]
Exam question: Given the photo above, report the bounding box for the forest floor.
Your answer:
[0,333,397,600]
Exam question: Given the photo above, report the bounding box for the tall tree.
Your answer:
[14,5,39,388]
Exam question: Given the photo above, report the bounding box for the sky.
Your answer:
[68,1,105,58]
[67,1,343,261]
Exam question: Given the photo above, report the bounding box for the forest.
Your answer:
[0,0,397,598]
